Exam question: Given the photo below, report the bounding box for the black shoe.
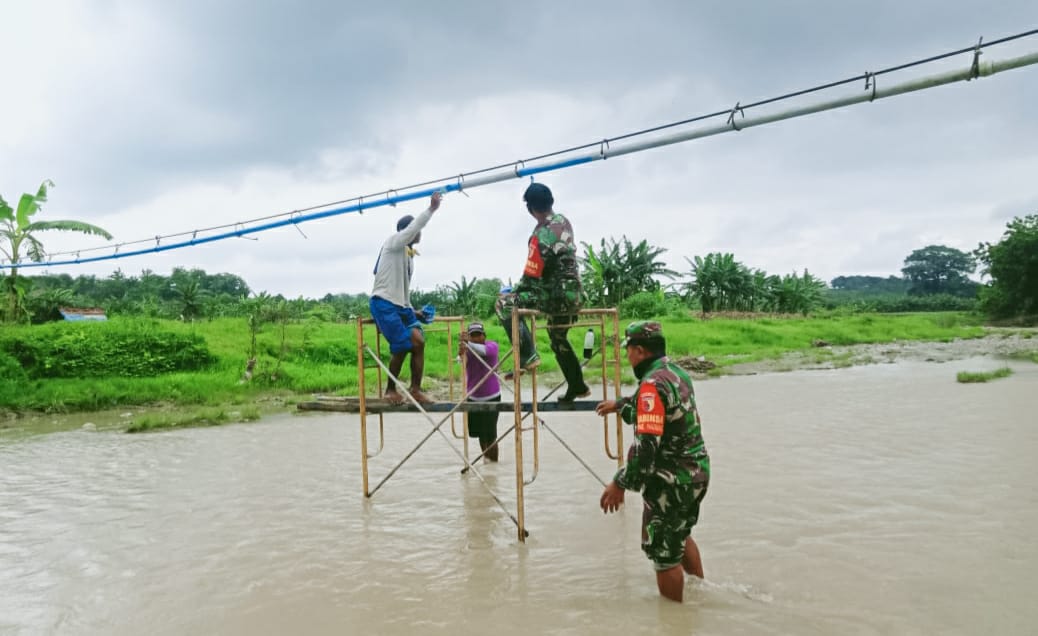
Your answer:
[557,385,591,403]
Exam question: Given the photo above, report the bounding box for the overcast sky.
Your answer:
[2,1,1036,299]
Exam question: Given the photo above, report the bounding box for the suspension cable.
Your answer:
[4,29,1036,270]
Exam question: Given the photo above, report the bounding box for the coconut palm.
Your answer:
[0,180,112,322]
[172,279,208,321]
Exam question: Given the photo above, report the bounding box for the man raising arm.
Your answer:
[369,191,442,405]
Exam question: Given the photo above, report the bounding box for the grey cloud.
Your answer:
[4,0,1037,297]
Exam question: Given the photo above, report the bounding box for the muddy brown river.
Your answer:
[2,356,1036,635]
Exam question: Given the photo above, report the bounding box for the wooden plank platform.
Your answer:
[298,396,601,414]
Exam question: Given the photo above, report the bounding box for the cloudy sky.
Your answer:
[2,1,1036,299]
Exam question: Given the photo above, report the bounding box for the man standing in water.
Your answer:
[596,321,710,602]
[459,322,502,462]
[369,191,442,405]
[495,182,589,402]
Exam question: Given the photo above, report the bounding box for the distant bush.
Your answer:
[823,293,977,313]
[614,292,672,321]
[290,341,357,365]
[0,351,28,382]
[0,320,215,379]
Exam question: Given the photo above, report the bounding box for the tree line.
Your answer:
[3,180,1037,324]
[0,241,992,325]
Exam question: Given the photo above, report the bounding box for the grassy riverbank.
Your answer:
[0,311,993,420]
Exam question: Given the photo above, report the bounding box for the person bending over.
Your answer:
[459,322,502,462]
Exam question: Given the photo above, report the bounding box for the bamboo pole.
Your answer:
[511,308,526,542]
[612,309,624,468]
[357,316,370,497]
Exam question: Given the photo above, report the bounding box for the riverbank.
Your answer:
[720,327,1037,376]
[3,329,1034,441]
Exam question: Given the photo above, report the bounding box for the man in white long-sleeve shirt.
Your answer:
[369,191,442,404]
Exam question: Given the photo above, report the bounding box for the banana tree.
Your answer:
[684,253,753,313]
[0,180,113,322]
[581,236,677,307]
[446,275,480,316]
[773,269,826,315]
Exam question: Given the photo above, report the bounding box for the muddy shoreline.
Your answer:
[3,330,1034,438]
[717,329,1037,376]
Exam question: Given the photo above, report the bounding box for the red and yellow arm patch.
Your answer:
[635,383,665,436]
[523,235,544,278]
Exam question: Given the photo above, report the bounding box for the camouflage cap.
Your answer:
[621,320,663,347]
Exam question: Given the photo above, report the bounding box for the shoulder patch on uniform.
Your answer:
[635,383,665,436]
[524,235,544,278]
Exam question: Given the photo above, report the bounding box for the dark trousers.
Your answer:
[495,293,586,390]
[546,314,586,391]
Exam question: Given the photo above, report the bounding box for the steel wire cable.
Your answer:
[6,29,1036,269]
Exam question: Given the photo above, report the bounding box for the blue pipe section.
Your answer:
[515,156,594,178]
[4,154,596,270]
[5,183,461,269]
[5,30,1037,271]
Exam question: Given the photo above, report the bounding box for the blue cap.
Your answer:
[499,286,512,294]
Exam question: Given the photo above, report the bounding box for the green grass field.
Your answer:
[0,311,991,419]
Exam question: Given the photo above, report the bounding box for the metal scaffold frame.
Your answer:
[298,308,626,542]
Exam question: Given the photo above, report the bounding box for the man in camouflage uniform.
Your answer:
[597,321,710,602]
[495,182,589,402]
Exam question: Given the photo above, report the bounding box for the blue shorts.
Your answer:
[370,296,421,354]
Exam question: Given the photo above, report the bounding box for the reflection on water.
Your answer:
[1,357,1036,635]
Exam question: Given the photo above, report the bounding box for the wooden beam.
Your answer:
[298,397,601,414]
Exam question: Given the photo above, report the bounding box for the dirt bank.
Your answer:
[719,328,1038,376]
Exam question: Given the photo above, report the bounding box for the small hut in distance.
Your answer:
[58,307,108,322]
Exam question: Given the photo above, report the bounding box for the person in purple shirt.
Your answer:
[459,322,502,462]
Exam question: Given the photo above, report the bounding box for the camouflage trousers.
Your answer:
[641,479,708,571]
[494,292,585,389]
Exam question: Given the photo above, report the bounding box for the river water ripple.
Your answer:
[1,356,1036,635]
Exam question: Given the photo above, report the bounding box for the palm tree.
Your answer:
[172,279,208,321]
[0,180,112,322]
